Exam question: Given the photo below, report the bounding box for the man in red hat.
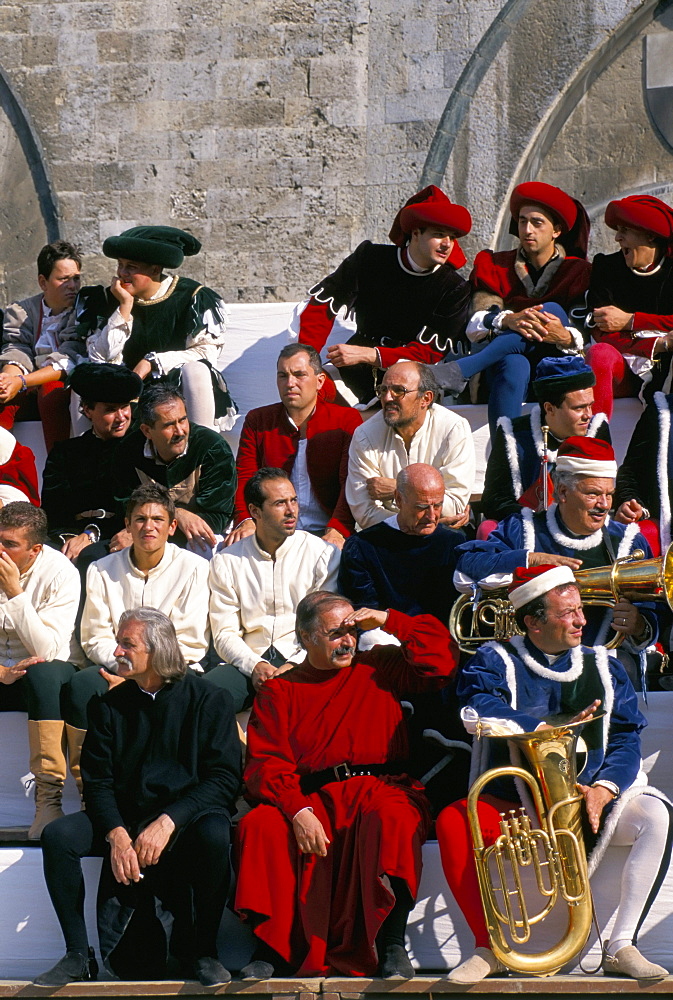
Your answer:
[453,436,656,660]
[295,185,472,406]
[436,563,670,984]
[435,182,592,436]
[585,195,673,418]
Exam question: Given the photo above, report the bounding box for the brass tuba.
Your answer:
[467,718,596,976]
[450,544,673,652]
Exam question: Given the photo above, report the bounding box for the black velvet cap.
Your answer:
[68,363,143,403]
[102,226,202,268]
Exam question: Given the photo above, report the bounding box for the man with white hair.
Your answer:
[454,437,655,655]
[436,564,671,984]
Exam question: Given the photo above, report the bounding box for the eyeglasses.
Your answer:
[374,384,422,400]
[318,625,358,641]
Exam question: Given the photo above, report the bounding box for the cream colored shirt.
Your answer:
[81,543,210,669]
[346,404,475,529]
[0,545,80,667]
[208,530,340,675]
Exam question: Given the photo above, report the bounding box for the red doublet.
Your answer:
[470,249,591,313]
[235,610,459,976]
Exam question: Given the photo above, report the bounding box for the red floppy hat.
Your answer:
[389,185,472,269]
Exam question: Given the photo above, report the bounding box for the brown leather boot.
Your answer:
[27,720,67,840]
[65,723,87,801]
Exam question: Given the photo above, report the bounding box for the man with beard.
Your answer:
[346,361,474,529]
[235,591,459,978]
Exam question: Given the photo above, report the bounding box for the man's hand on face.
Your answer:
[61,532,93,562]
[365,477,396,502]
[108,826,142,885]
[528,551,583,570]
[340,606,389,633]
[325,343,378,368]
[109,529,133,554]
[175,509,216,553]
[134,813,176,868]
[0,551,23,599]
[109,276,135,320]
[292,808,331,856]
[223,518,255,548]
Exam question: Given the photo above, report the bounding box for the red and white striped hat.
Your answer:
[508,564,577,609]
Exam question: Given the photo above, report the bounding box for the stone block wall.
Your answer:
[0,0,670,306]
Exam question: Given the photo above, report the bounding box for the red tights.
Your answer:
[585,342,642,420]
[0,381,71,452]
[435,794,516,948]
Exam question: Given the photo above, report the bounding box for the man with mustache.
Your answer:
[346,361,474,530]
[209,467,340,711]
[0,240,86,450]
[454,437,656,659]
[113,384,235,557]
[235,590,459,979]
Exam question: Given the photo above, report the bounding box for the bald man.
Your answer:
[345,362,474,530]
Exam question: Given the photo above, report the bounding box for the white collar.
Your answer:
[510,635,584,681]
[384,513,401,531]
[397,246,440,276]
[143,437,188,464]
[545,503,607,550]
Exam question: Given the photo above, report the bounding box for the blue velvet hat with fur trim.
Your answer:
[532,356,596,400]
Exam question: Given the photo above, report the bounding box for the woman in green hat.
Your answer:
[75,226,235,432]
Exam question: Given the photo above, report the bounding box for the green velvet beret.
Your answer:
[102,226,202,268]
[68,362,143,403]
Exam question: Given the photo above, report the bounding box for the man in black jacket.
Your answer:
[34,607,241,988]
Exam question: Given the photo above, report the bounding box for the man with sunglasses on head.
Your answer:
[346,361,474,530]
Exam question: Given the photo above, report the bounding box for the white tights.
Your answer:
[607,794,672,952]
[180,360,216,430]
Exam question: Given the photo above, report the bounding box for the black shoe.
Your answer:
[195,956,232,987]
[240,959,275,979]
[34,948,98,987]
[379,943,415,979]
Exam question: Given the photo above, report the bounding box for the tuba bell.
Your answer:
[450,543,673,653]
[467,718,597,976]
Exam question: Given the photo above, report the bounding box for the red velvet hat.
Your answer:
[509,182,590,259]
[555,436,617,478]
[389,185,472,269]
[605,195,673,246]
[508,564,577,609]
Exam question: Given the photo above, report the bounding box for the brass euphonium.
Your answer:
[467,718,597,976]
[450,543,673,653]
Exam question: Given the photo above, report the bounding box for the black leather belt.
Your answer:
[299,761,405,794]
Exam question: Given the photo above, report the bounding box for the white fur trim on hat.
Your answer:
[509,565,576,609]
[554,455,617,478]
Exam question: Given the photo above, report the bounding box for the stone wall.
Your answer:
[0,0,670,306]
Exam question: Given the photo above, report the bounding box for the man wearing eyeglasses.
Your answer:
[346,361,475,529]
[235,590,459,979]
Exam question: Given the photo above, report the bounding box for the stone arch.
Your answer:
[0,64,60,302]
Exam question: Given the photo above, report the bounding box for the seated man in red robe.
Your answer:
[235,591,459,979]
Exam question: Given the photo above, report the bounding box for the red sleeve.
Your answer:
[7,442,40,506]
[374,609,460,692]
[298,297,336,352]
[233,414,261,526]
[590,327,659,359]
[326,411,362,538]
[633,311,673,334]
[377,340,445,368]
[244,684,312,820]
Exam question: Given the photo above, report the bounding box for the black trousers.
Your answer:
[41,810,232,966]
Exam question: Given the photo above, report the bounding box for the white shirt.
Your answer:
[0,545,80,667]
[291,438,328,532]
[208,530,340,675]
[346,404,475,529]
[81,543,210,670]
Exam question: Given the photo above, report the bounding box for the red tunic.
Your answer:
[233,400,362,536]
[1,438,39,505]
[235,610,459,976]
[470,248,591,313]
